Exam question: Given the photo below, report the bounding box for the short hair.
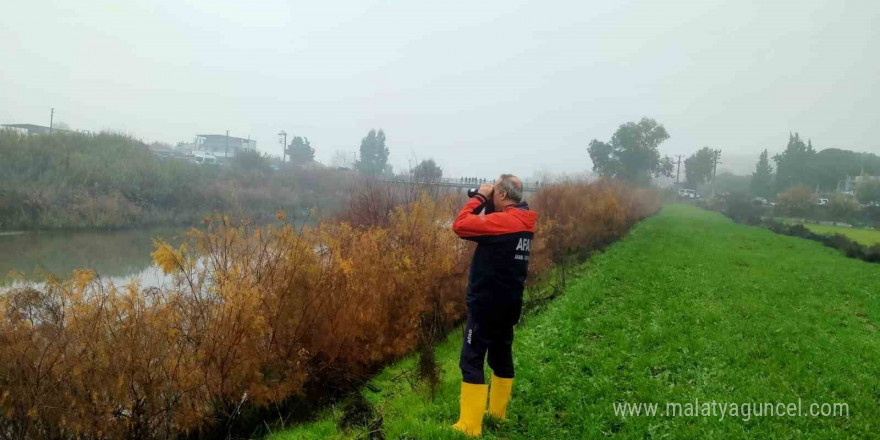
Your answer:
[497,174,523,203]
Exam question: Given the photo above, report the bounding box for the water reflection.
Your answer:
[0,226,188,288]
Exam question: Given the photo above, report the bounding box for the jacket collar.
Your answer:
[502,201,529,211]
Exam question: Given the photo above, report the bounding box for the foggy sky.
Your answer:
[2,0,878,178]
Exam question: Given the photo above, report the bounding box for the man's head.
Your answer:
[493,174,523,208]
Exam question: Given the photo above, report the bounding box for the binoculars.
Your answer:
[467,188,495,213]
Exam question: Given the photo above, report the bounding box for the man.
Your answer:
[450,174,538,437]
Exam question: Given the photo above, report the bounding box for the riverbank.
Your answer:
[273,204,880,439]
[0,130,352,231]
[799,223,880,246]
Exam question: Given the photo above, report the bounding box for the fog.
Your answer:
[2,0,877,178]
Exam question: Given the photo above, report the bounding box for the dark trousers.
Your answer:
[459,307,518,384]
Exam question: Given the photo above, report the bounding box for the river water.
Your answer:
[0,226,189,289]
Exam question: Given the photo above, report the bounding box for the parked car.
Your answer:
[190,151,218,165]
[751,197,774,207]
[678,188,700,199]
[816,198,829,206]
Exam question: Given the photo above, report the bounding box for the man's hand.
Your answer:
[478,183,494,198]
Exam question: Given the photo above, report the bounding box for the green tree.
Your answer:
[587,117,673,185]
[356,129,390,176]
[684,147,715,190]
[412,159,442,182]
[750,149,774,198]
[286,136,314,165]
[773,133,816,192]
[812,149,861,192]
[810,150,880,192]
[856,180,880,204]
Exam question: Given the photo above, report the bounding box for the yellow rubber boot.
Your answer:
[488,374,514,420]
[452,382,488,437]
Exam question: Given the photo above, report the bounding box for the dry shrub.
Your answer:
[775,185,816,217]
[0,179,658,440]
[336,178,451,228]
[530,178,660,272]
[827,194,858,220]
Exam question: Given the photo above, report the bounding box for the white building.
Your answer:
[195,134,256,158]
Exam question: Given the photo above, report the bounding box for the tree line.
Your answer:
[285,128,448,183]
[586,118,880,206]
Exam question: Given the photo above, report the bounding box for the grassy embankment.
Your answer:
[273,204,880,439]
[802,224,880,246]
[778,217,880,246]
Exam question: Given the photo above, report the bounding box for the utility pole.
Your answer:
[49,108,54,134]
[712,149,722,198]
[675,154,684,184]
[278,130,287,163]
[225,130,230,158]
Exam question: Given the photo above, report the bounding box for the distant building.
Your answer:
[1,123,79,135]
[1,123,54,135]
[838,175,880,195]
[195,134,256,158]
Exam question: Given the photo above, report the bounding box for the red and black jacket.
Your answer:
[452,193,538,319]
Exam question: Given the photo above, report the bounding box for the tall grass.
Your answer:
[0,179,659,440]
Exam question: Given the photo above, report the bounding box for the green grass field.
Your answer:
[802,224,880,246]
[271,205,880,439]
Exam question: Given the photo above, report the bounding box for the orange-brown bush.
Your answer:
[530,179,660,273]
[0,179,659,440]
